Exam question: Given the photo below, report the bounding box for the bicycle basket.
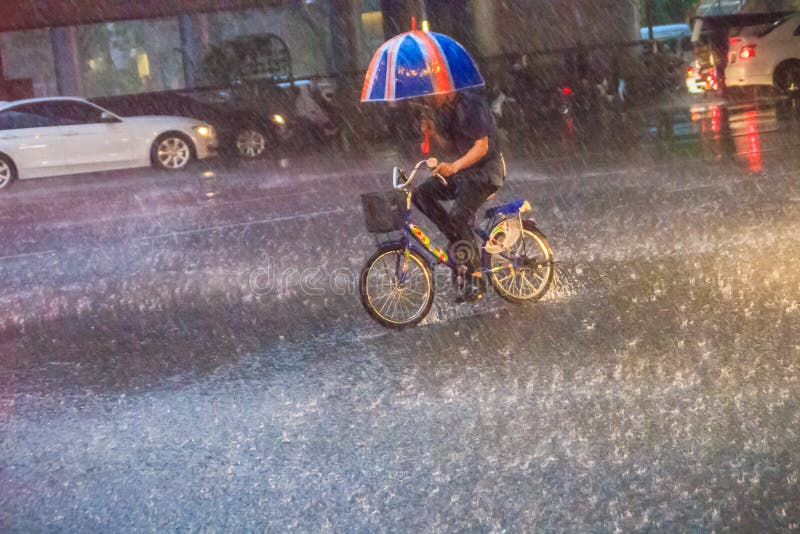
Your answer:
[360,191,408,233]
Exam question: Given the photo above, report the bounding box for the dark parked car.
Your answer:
[93,89,293,160]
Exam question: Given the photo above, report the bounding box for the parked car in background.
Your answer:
[0,97,217,189]
[686,60,719,94]
[198,33,293,89]
[684,24,725,96]
[94,90,291,160]
[641,23,694,64]
[726,12,800,94]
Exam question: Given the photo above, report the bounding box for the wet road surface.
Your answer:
[2,98,800,530]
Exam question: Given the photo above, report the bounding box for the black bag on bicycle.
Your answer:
[360,191,408,233]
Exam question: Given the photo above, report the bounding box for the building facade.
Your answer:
[0,0,640,99]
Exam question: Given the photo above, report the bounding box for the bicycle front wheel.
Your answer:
[360,245,434,329]
[490,220,554,303]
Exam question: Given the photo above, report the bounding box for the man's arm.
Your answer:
[434,137,489,178]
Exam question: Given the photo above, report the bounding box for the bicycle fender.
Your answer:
[524,218,546,238]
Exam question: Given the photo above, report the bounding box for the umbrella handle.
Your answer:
[421,132,431,155]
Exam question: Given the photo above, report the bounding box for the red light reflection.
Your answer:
[711,106,721,134]
[744,110,762,172]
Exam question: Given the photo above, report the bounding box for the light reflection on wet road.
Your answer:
[1,98,800,531]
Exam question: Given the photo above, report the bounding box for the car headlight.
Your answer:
[272,114,286,125]
[194,125,214,137]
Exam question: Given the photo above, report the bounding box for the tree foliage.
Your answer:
[642,0,703,25]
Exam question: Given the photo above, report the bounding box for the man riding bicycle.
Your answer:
[414,89,506,301]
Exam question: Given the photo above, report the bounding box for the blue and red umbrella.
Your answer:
[361,28,484,102]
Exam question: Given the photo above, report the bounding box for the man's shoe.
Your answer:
[455,274,485,304]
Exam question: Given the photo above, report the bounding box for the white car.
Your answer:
[726,13,800,93]
[0,97,218,190]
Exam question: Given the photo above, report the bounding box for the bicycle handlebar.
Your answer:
[393,158,442,190]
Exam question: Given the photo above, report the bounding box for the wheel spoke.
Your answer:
[377,290,395,316]
[238,131,266,157]
[365,250,430,324]
[401,286,427,298]
[382,291,396,318]
[396,293,413,317]
[495,272,513,284]
[371,290,392,308]
[486,222,554,299]
[381,259,394,279]
[0,162,10,187]
[520,272,538,295]
[372,272,399,314]
[512,272,523,296]
[386,290,401,319]
[158,138,189,169]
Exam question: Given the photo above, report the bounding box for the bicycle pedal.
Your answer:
[455,287,484,304]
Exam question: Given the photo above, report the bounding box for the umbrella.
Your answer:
[361,27,485,102]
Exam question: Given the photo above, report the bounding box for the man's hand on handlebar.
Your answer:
[433,161,458,178]
[426,158,449,185]
[394,158,448,189]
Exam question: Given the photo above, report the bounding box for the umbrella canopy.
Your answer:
[361,30,485,102]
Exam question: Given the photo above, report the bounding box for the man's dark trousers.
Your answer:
[412,167,498,268]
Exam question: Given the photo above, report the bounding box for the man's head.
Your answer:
[423,91,457,109]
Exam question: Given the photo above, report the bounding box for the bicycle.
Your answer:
[359,158,555,328]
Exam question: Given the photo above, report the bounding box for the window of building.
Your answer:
[206,5,329,80]
[0,29,58,97]
[76,17,184,97]
[359,2,385,69]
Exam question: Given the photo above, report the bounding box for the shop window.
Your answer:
[359,7,385,69]
[76,18,184,97]
[207,6,329,79]
[0,29,58,97]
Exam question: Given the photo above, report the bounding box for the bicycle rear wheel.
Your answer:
[360,245,434,328]
[489,220,554,303]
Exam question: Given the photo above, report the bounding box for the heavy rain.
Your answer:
[1,0,800,531]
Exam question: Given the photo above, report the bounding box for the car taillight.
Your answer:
[705,70,718,91]
[740,45,756,60]
[729,37,741,45]
[562,86,572,96]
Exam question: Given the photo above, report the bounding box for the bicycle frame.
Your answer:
[375,188,521,281]
[379,158,535,282]
[360,160,555,327]
[370,197,451,272]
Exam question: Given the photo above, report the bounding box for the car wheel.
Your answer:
[775,61,800,95]
[152,132,194,171]
[0,154,17,190]
[236,128,268,159]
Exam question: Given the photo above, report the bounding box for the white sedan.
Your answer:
[726,13,800,93]
[0,97,218,190]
